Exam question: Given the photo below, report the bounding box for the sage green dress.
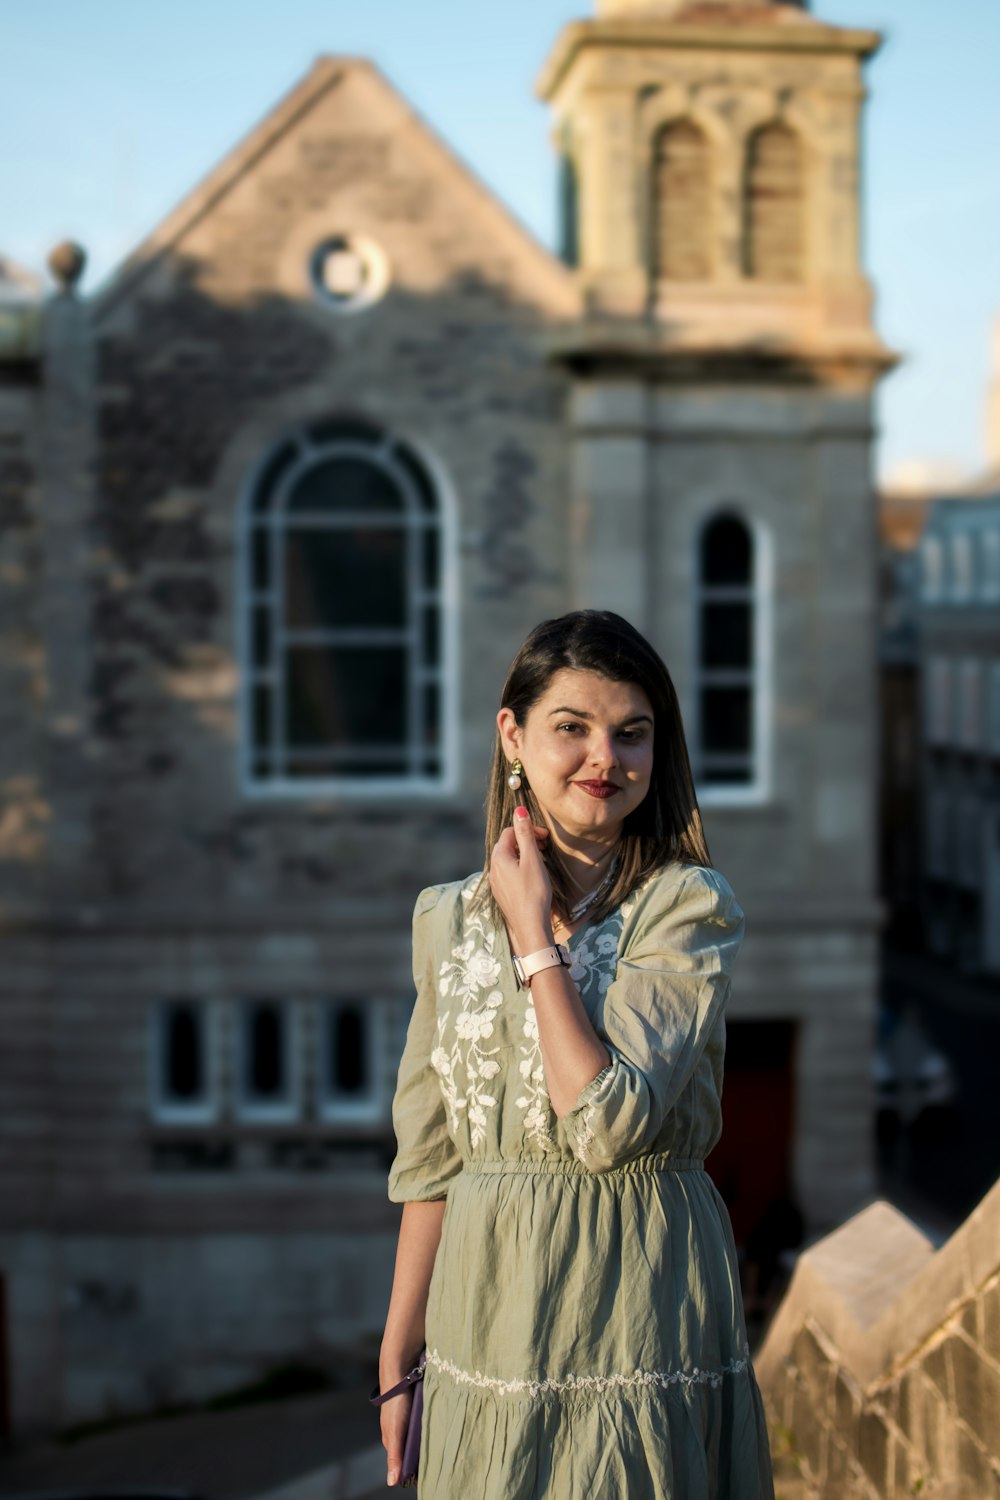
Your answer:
[387,860,775,1499]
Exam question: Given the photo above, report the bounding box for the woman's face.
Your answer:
[497,668,655,842]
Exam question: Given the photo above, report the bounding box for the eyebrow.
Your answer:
[547,706,654,725]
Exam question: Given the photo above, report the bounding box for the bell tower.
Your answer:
[539,0,888,356]
[538,2,895,1232]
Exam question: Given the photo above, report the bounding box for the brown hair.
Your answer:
[475,609,711,929]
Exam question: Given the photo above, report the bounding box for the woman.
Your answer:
[377,610,775,1498]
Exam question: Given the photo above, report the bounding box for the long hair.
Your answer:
[475,610,712,930]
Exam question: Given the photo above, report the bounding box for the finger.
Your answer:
[493,828,519,862]
[513,807,541,858]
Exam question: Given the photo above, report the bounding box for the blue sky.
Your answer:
[3,0,998,484]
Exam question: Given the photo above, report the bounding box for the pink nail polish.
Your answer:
[514,806,528,820]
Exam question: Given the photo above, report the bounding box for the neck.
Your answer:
[543,816,623,899]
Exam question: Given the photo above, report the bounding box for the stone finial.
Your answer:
[47,241,87,294]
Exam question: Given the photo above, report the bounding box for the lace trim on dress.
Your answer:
[425,1343,752,1398]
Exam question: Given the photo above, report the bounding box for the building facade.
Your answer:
[917,494,1000,973]
[0,0,892,1437]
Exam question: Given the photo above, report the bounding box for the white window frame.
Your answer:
[925,655,953,747]
[234,997,303,1125]
[318,997,387,1126]
[950,530,973,603]
[237,422,459,801]
[957,658,983,751]
[982,529,1000,603]
[920,535,943,603]
[693,509,773,808]
[149,998,220,1126]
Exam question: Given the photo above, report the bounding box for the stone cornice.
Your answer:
[537,17,883,100]
[545,320,899,388]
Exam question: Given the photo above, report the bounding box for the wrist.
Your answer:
[511,925,555,956]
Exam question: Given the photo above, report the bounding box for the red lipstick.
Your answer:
[574,780,619,799]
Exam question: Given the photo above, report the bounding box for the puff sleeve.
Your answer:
[386,886,464,1202]
[561,865,745,1174]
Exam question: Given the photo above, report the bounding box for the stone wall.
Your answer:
[757,1179,1000,1497]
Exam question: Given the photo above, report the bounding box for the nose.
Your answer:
[590,732,619,770]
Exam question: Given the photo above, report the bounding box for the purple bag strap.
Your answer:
[369,1348,427,1405]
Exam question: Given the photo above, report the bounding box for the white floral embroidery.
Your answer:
[425,1344,752,1399]
[432,888,506,1148]
[514,997,557,1153]
[568,917,622,999]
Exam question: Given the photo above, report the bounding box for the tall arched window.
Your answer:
[651,120,711,282]
[240,418,452,794]
[695,512,759,790]
[743,122,805,283]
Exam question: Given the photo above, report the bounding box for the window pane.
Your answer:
[422,605,440,668]
[284,528,406,630]
[253,685,272,748]
[253,606,273,669]
[702,516,752,585]
[252,527,272,590]
[700,760,753,785]
[286,456,403,515]
[423,681,441,749]
[701,686,752,754]
[329,1005,368,1095]
[285,646,407,749]
[246,1002,285,1099]
[285,755,410,778]
[163,1003,202,1100]
[702,603,752,669]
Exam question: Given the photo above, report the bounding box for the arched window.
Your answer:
[651,120,711,282]
[695,512,759,790]
[743,122,805,283]
[241,418,451,794]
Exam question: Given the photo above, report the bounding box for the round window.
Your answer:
[310,235,390,314]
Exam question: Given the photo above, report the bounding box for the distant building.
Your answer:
[0,0,894,1437]
[916,492,1000,973]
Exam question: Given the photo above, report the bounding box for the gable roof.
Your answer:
[93,56,576,322]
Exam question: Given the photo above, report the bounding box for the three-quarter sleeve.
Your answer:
[561,865,745,1174]
[387,885,464,1203]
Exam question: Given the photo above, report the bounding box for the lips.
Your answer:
[573,780,620,799]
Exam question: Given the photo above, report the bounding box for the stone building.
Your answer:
[0,0,893,1436]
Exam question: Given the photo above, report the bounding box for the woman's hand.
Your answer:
[378,1380,414,1488]
[489,806,554,954]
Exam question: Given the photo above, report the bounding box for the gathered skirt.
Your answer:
[418,1155,775,1499]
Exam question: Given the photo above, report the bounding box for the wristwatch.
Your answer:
[512,943,571,989]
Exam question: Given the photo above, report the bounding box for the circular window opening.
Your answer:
[310,235,390,315]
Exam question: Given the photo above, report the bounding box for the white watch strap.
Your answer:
[515,944,570,987]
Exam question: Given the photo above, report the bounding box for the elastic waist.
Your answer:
[461,1154,705,1178]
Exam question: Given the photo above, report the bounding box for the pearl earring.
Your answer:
[507,758,523,791]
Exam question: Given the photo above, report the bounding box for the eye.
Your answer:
[618,728,648,742]
[556,721,585,734]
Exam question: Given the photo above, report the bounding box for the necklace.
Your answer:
[552,853,620,931]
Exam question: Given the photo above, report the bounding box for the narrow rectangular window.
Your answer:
[318,998,385,1125]
[236,998,301,1122]
[150,998,218,1125]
